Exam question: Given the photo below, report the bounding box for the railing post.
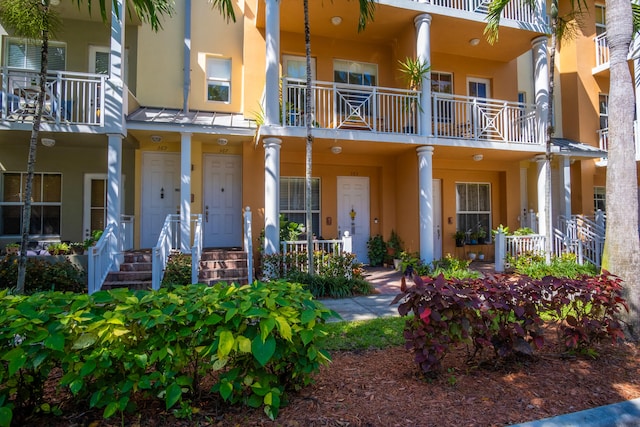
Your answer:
[342,231,352,253]
[595,209,605,230]
[243,207,253,284]
[495,230,505,272]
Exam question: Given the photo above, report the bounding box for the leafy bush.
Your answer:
[0,281,335,424]
[399,252,481,279]
[0,255,86,294]
[511,252,598,279]
[161,253,192,288]
[366,235,386,267]
[395,272,627,376]
[284,270,372,298]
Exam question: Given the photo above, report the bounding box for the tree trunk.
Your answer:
[16,22,49,294]
[544,6,558,265]
[602,0,640,339]
[303,0,314,274]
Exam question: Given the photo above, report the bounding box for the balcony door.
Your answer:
[334,60,378,130]
[282,55,316,126]
[468,77,493,139]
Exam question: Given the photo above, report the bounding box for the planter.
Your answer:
[455,238,465,247]
[468,252,477,261]
[478,253,485,261]
[393,258,402,271]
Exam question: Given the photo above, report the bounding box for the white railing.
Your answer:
[88,222,118,294]
[504,234,546,260]
[555,214,606,267]
[594,32,610,69]
[433,93,538,144]
[597,121,640,160]
[280,232,353,274]
[120,214,134,251]
[191,214,203,285]
[1,67,105,126]
[243,207,254,284]
[152,214,180,290]
[282,77,420,134]
[420,0,540,25]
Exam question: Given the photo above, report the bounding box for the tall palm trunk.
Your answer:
[602,0,640,339]
[16,13,50,294]
[544,4,558,264]
[303,0,314,273]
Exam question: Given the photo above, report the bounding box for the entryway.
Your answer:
[203,154,242,248]
[337,176,370,263]
[141,152,180,248]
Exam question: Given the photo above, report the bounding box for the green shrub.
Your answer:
[0,255,86,294]
[161,253,192,288]
[399,252,480,279]
[0,281,335,423]
[284,270,372,298]
[512,252,598,279]
[366,235,386,267]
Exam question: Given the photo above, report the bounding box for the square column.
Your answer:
[180,133,192,252]
[417,146,434,263]
[264,138,282,254]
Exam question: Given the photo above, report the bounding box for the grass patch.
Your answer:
[321,316,407,351]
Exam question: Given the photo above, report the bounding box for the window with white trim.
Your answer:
[594,186,606,212]
[456,182,491,242]
[6,38,66,71]
[333,60,377,86]
[283,55,316,80]
[280,177,320,237]
[206,57,231,103]
[1,172,62,236]
[595,4,606,36]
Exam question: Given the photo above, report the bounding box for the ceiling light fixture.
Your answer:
[331,16,342,26]
[331,146,342,154]
[217,138,228,146]
[41,138,56,147]
[472,154,483,161]
[150,135,162,143]
[469,38,480,46]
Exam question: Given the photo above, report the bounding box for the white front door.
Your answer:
[141,152,180,248]
[433,179,442,260]
[203,154,242,248]
[337,176,370,263]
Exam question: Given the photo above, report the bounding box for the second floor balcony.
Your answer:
[597,121,640,162]
[281,77,539,146]
[1,67,105,129]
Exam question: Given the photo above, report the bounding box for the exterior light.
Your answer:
[469,38,480,46]
[473,154,483,161]
[331,146,342,154]
[331,16,342,26]
[41,138,56,147]
[218,138,228,145]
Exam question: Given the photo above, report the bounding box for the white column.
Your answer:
[531,36,549,146]
[417,146,434,263]
[560,156,572,220]
[536,155,548,239]
[180,133,192,253]
[107,134,122,244]
[264,138,282,255]
[265,0,280,125]
[105,0,125,134]
[415,14,432,136]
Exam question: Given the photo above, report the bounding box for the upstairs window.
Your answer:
[334,60,377,86]
[595,4,606,36]
[594,186,606,212]
[431,71,453,94]
[6,38,66,71]
[206,57,231,103]
[599,93,608,129]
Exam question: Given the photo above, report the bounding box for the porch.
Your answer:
[281,77,540,146]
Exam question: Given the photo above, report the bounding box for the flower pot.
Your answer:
[468,252,477,261]
[455,238,465,247]
[478,253,485,261]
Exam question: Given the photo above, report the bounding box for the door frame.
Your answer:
[337,176,370,263]
[83,173,125,240]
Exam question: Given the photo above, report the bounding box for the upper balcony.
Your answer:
[597,121,640,163]
[0,67,105,131]
[593,32,610,74]
[281,77,539,146]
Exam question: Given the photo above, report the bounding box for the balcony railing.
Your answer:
[417,0,539,25]
[1,67,105,126]
[282,78,420,134]
[282,78,540,145]
[594,32,610,70]
[598,121,640,161]
[433,94,537,144]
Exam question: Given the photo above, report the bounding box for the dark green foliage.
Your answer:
[0,255,86,294]
[399,252,481,279]
[0,281,335,423]
[394,272,627,375]
[511,252,598,279]
[366,235,386,266]
[161,253,192,288]
[285,270,372,298]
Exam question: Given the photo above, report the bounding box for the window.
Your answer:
[595,4,606,36]
[456,183,491,242]
[334,60,377,86]
[594,186,606,212]
[6,38,66,71]
[1,172,62,236]
[206,57,231,103]
[599,93,608,129]
[283,55,316,80]
[280,177,320,237]
[431,71,453,123]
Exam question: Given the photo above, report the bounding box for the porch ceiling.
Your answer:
[257,1,543,62]
[51,0,143,25]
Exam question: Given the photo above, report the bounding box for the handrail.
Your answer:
[504,234,546,260]
[594,32,610,69]
[412,0,542,25]
[243,207,254,284]
[152,214,180,290]
[191,214,203,284]
[120,214,134,251]
[88,222,118,294]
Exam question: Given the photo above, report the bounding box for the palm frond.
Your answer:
[0,0,62,39]
[483,0,512,45]
[356,0,376,32]
[633,3,640,34]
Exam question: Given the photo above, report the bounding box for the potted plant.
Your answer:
[387,230,404,270]
[398,57,430,133]
[453,230,466,247]
[478,250,485,261]
[476,225,487,244]
[47,242,70,255]
[4,242,19,255]
[366,235,386,267]
[467,251,477,261]
[70,242,85,255]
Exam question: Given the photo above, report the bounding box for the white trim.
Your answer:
[283,54,316,80]
[467,77,491,98]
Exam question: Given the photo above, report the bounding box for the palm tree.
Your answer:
[601,0,640,339]
[486,0,585,265]
[302,1,376,273]
[0,0,234,294]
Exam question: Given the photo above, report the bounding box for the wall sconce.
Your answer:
[469,38,480,46]
[472,154,483,161]
[374,217,379,224]
[150,135,162,143]
[218,138,228,146]
[331,16,342,26]
[331,146,342,154]
[41,138,55,147]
